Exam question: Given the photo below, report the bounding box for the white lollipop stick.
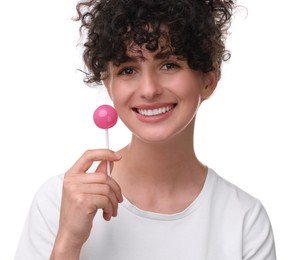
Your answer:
[105,129,111,175]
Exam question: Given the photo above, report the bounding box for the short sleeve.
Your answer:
[14,175,63,260]
[242,199,277,260]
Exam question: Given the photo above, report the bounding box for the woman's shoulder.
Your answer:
[204,169,276,259]
[14,174,65,260]
[35,174,64,198]
[205,168,274,238]
[31,174,64,213]
[206,168,264,214]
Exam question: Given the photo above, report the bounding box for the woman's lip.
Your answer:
[132,103,176,110]
[132,103,177,123]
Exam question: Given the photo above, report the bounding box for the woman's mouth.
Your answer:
[134,104,176,116]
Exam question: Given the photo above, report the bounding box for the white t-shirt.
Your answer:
[14,168,276,260]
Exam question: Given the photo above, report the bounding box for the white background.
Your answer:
[0,0,305,259]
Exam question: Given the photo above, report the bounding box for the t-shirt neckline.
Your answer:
[120,168,215,221]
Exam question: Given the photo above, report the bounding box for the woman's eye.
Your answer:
[162,63,179,70]
[118,67,135,75]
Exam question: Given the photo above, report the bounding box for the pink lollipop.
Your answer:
[93,105,118,175]
[93,105,118,129]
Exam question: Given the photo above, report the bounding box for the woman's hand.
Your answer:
[50,149,123,259]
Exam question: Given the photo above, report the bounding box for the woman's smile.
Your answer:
[132,103,177,124]
[133,104,176,116]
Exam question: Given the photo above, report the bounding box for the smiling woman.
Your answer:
[11,1,279,260]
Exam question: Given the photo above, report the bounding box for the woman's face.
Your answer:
[103,46,217,144]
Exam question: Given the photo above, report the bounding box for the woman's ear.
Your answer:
[200,64,219,101]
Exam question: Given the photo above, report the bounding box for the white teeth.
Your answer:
[137,106,174,116]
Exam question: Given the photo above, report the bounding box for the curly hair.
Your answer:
[75,0,236,85]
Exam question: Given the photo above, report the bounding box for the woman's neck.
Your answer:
[111,121,207,213]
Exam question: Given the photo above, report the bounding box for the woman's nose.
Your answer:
[139,72,163,100]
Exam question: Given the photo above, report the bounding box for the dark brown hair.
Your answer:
[75,0,236,84]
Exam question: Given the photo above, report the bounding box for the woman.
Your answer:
[15,0,276,259]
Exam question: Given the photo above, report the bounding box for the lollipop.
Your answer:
[93,105,118,175]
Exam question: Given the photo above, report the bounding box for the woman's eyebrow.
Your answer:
[113,50,177,66]
[119,55,147,64]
